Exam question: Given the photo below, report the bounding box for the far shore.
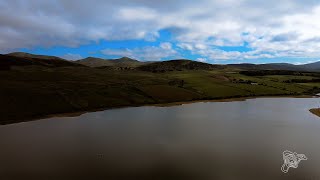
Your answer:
[1,94,316,126]
[152,95,314,107]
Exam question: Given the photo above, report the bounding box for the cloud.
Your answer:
[177,43,194,51]
[1,0,320,61]
[101,42,179,61]
[196,58,207,62]
[160,42,172,50]
[117,7,158,21]
[60,53,83,61]
[270,32,299,42]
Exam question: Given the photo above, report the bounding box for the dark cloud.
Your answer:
[271,32,299,42]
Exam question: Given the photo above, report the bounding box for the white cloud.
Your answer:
[196,58,207,62]
[116,7,158,21]
[60,53,83,61]
[160,42,172,50]
[101,44,179,61]
[177,43,193,51]
[1,0,320,61]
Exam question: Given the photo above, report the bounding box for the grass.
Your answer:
[310,108,320,117]
[1,66,320,124]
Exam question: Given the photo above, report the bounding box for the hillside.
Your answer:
[2,63,320,124]
[76,56,146,68]
[7,52,65,60]
[137,59,224,72]
[228,63,304,71]
[2,52,320,124]
[228,61,320,72]
[301,61,320,71]
[6,52,320,72]
[0,54,83,70]
[76,57,114,67]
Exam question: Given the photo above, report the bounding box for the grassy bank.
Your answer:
[310,108,320,117]
[1,66,320,125]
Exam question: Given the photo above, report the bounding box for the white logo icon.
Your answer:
[281,150,307,173]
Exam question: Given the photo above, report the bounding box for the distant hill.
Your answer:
[227,63,258,70]
[228,62,320,72]
[227,63,299,70]
[3,52,320,72]
[76,57,114,67]
[257,63,301,71]
[76,56,146,68]
[137,59,224,72]
[301,61,320,71]
[112,57,146,67]
[7,52,65,60]
[1,53,84,70]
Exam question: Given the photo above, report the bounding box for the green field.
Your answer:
[1,66,320,124]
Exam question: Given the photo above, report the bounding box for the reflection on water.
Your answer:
[1,98,320,180]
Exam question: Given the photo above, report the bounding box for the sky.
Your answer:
[1,0,320,64]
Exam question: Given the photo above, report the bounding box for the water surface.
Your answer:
[1,98,320,180]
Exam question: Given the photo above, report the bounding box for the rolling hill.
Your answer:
[76,56,146,68]
[137,59,224,72]
[227,62,320,72]
[76,57,114,67]
[1,53,84,70]
[3,52,320,72]
[7,52,65,60]
[301,61,320,71]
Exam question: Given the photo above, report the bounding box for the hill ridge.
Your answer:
[3,52,320,71]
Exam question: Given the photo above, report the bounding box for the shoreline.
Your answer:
[1,94,316,126]
[151,95,314,107]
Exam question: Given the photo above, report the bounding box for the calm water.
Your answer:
[1,98,320,180]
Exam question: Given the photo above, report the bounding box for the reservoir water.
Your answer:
[1,98,320,180]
